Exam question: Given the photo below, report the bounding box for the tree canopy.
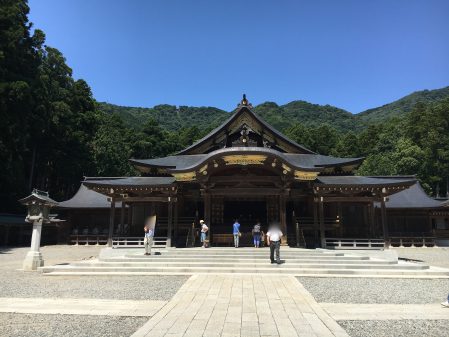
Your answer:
[1,0,448,212]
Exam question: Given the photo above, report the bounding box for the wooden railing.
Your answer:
[112,237,168,248]
[70,235,167,248]
[390,236,435,247]
[213,234,234,246]
[70,235,108,245]
[325,238,385,250]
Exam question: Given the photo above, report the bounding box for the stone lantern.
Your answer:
[19,189,58,271]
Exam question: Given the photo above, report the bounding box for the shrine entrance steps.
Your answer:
[40,247,449,277]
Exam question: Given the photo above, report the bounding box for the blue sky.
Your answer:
[28,0,449,113]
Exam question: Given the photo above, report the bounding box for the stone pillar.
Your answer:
[23,217,44,271]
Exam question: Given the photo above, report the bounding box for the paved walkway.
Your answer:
[321,303,449,320]
[132,274,349,337]
[0,298,166,317]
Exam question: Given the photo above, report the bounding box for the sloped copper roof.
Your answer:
[381,182,443,209]
[82,176,176,188]
[58,184,122,209]
[130,147,363,173]
[316,176,416,187]
[176,105,315,155]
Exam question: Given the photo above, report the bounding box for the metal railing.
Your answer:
[325,238,385,250]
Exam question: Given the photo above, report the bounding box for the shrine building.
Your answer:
[57,96,449,248]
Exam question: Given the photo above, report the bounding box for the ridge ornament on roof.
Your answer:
[238,94,253,108]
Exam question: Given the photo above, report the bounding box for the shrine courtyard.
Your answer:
[1,245,448,337]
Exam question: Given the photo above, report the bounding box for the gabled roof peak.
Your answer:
[177,95,315,155]
[237,94,253,109]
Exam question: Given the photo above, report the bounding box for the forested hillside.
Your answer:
[99,103,229,132]
[99,86,449,133]
[358,86,449,123]
[99,100,361,132]
[1,0,448,213]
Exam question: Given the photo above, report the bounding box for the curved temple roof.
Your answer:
[316,176,417,188]
[58,184,122,209]
[82,177,176,188]
[130,147,364,173]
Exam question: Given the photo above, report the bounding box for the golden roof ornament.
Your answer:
[238,94,253,108]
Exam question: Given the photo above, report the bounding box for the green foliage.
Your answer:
[1,0,449,212]
[92,114,133,176]
[358,86,449,124]
[98,102,229,132]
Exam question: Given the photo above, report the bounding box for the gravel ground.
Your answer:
[339,320,448,337]
[0,271,187,300]
[392,247,449,269]
[0,313,147,337]
[297,277,449,304]
[0,245,103,269]
[0,246,187,300]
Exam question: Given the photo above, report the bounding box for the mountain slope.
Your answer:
[254,101,360,132]
[99,86,449,133]
[99,103,229,131]
[358,86,449,123]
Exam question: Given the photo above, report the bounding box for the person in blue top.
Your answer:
[232,219,241,248]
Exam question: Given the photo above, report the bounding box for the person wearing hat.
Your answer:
[200,220,209,248]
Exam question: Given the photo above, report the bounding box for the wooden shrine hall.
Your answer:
[58,95,447,249]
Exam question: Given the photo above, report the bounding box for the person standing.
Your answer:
[252,221,262,248]
[233,219,241,248]
[144,224,154,255]
[200,220,208,248]
[260,230,265,247]
[267,222,283,264]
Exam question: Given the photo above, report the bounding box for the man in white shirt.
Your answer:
[200,220,209,248]
[144,225,154,255]
[266,222,283,264]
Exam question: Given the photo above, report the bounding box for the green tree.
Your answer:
[0,0,44,210]
[92,115,133,176]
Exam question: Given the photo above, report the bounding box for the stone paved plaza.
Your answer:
[1,245,449,337]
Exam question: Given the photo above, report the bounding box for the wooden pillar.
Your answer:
[279,194,287,245]
[167,198,173,247]
[173,200,179,247]
[293,210,300,248]
[120,202,125,235]
[204,191,211,242]
[127,203,132,234]
[337,202,343,237]
[380,196,390,247]
[107,197,116,247]
[313,198,319,247]
[319,196,325,248]
[369,201,375,238]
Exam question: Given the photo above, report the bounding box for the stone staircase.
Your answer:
[40,247,449,277]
